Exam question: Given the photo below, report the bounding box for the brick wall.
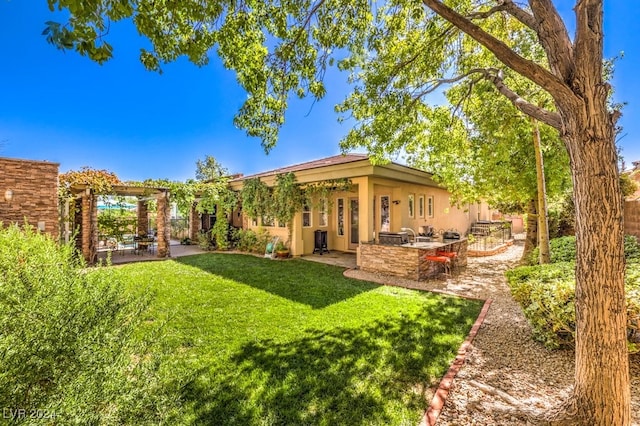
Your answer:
[0,157,59,237]
[625,200,640,240]
[360,240,468,280]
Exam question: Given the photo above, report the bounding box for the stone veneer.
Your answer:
[156,192,171,257]
[0,157,59,237]
[359,240,468,280]
[189,203,200,241]
[137,200,149,236]
[81,193,98,264]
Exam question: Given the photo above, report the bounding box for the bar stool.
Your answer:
[424,254,451,277]
[436,250,458,270]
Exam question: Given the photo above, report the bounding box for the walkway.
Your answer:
[345,243,640,425]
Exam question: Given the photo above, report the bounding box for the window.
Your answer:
[319,198,328,227]
[380,195,390,232]
[302,202,312,227]
[427,196,434,218]
[337,198,345,236]
[262,215,275,227]
[251,218,258,227]
[408,194,415,218]
[418,195,425,218]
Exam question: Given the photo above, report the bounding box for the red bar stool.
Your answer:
[424,255,451,277]
[436,250,457,268]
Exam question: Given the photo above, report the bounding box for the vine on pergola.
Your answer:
[132,178,238,217]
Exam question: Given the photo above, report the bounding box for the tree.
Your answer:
[195,155,229,182]
[45,1,629,423]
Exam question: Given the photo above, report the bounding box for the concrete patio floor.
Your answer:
[97,241,357,269]
[97,240,206,265]
[300,251,357,269]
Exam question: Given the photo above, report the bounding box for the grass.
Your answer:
[101,253,483,425]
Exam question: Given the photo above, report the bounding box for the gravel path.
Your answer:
[345,242,640,425]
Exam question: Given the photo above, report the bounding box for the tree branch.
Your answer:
[487,69,562,129]
[500,0,537,30]
[467,0,536,32]
[422,0,575,103]
[409,67,562,130]
[528,0,574,82]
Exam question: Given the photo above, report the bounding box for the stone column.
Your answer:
[81,191,97,264]
[156,192,171,257]
[189,203,200,241]
[137,200,148,236]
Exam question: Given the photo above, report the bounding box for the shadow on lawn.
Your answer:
[177,253,379,309]
[179,296,481,425]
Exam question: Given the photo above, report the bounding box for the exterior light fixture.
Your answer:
[4,189,13,203]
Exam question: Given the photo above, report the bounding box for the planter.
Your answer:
[275,250,290,259]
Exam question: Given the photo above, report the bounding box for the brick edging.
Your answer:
[420,298,493,426]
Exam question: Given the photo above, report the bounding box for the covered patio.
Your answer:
[66,184,171,264]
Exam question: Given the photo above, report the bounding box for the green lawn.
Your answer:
[105,253,483,425]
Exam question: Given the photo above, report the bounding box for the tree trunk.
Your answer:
[521,198,538,263]
[532,118,551,264]
[559,107,630,425]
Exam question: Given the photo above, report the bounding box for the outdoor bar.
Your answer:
[359,237,468,280]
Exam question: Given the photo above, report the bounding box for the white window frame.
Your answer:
[261,215,275,227]
[427,196,434,218]
[336,198,345,236]
[408,194,415,218]
[302,202,312,228]
[318,198,328,227]
[380,195,390,232]
[418,195,425,218]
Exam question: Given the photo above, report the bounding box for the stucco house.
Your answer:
[224,154,495,258]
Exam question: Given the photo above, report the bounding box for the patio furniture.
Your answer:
[136,237,155,255]
[117,235,137,255]
[313,230,329,255]
[424,254,451,277]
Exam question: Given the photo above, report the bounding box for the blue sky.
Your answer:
[1,2,638,182]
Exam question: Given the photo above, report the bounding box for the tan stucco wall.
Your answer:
[242,180,492,256]
[370,179,477,237]
[237,160,495,256]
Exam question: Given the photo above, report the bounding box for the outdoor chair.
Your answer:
[117,235,136,255]
[436,248,459,272]
[424,254,451,277]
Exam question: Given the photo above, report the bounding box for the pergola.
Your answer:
[66,184,171,264]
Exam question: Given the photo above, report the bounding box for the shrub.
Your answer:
[0,224,173,423]
[233,228,258,252]
[211,218,231,250]
[625,235,640,264]
[198,230,214,250]
[529,235,640,265]
[506,261,640,352]
[232,227,272,253]
[528,236,576,264]
[254,227,273,253]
